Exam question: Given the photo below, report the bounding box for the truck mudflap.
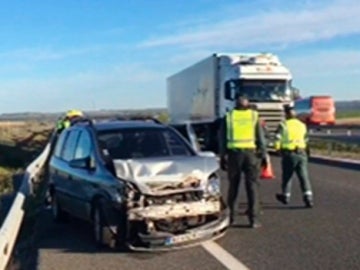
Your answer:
[126,210,230,251]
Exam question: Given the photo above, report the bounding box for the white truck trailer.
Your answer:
[167,53,299,153]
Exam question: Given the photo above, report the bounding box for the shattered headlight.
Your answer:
[205,174,221,196]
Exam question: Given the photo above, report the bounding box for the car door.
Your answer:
[57,129,81,215]
[69,129,95,220]
[49,129,70,207]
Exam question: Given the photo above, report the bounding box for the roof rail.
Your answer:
[71,117,95,126]
[114,116,163,124]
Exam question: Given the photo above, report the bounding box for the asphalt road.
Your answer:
[19,157,360,270]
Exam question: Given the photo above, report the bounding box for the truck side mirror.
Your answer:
[225,87,232,100]
[292,87,300,100]
[225,82,236,100]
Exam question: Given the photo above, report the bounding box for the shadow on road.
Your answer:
[17,208,193,269]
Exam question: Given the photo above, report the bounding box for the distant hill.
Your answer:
[0,100,358,122]
[335,100,360,112]
[0,108,168,122]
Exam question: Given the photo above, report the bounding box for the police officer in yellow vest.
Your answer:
[274,105,314,208]
[56,109,84,133]
[220,95,267,228]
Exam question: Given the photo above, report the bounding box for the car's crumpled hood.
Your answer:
[112,155,219,195]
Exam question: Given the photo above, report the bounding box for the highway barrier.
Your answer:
[308,125,360,137]
[0,143,50,270]
[306,133,360,169]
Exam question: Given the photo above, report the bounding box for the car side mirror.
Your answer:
[69,157,94,170]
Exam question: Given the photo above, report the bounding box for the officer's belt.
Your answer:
[227,148,256,153]
[281,148,306,154]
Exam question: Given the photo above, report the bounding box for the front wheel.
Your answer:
[93,201,106,247]
[92,199,120,249]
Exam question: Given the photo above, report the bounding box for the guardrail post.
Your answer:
[326,129,331,135]
[327,141,333,156]
[346,129,352,136]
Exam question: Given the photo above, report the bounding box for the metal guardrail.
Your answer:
[0,143,50,270]
[308,132,360,160]
[308,125,360,136]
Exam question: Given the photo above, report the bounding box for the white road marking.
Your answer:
[201,240,250,270]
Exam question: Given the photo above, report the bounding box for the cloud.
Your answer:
[139,0,360,50]
[284,50,360,78]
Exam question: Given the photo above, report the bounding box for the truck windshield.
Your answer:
[229,79,292,102]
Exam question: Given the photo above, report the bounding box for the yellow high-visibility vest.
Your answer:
[278,119,307,150]
[226,109,258,149]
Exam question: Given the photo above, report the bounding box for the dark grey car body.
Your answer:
[49,119,229,250]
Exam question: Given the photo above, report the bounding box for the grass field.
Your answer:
[336,110,360,122]
[309,139,360,160]
[0,121,53,194]
[336,110,360,118]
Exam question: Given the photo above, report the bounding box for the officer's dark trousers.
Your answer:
[227,149,260,223]
[281,151,313,200]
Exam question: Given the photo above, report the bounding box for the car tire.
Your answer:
[93,198,115,248]
[52,193,67,222]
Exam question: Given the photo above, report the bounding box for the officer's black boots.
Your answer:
[304,196,314,208]
[275,193,289,205]
[250,220,262,229]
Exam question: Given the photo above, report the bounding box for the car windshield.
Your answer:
[97,127,193,159]
[229,79,292,102]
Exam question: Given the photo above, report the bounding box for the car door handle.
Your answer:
[68,175,73,180]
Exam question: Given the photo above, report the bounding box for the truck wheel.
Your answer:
[52,193,67,222]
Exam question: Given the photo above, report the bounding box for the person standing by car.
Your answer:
[220,95,268,228]
[274,105,314,208]
[56,109,85,133]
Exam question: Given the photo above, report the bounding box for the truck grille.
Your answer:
[258,109,284,134]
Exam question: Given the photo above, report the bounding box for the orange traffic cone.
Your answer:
[260,154,275,180]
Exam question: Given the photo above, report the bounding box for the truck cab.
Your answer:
[221,54,296,145]
[167,52,299,153]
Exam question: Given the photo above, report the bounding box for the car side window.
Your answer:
[54,130,69,157]
[74,130,92,159]
[61,130,81,161]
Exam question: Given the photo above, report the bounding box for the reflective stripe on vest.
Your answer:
[280,119,307,150]
[226,109,258,149]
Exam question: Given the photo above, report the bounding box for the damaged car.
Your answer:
[48,118,229,250]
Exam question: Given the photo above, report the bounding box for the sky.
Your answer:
[0,0,359,113]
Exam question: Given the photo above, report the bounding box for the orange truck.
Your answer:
[294,95,336,125]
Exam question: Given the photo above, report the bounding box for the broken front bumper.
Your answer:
[126,201,230,251]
